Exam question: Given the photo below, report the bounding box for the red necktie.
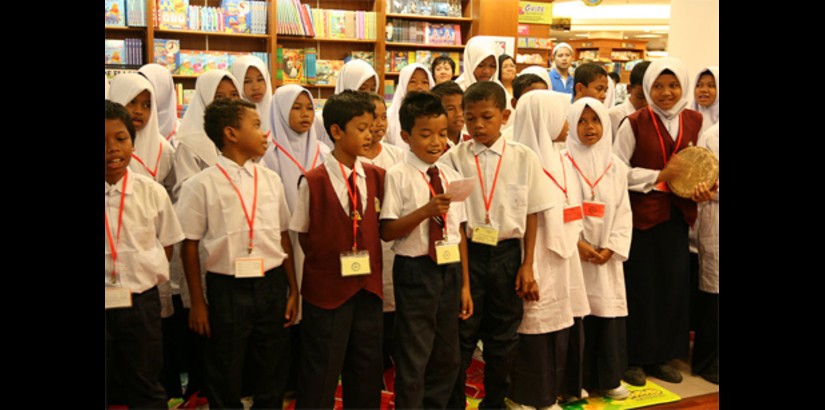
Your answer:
[427,166,444,262]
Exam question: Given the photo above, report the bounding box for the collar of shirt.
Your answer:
[471,135,505,157]
[405,151,439,174]
[217,154,256,180]
[324,154,366,184]
[105,170,133,196]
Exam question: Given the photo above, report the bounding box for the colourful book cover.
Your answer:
[105,39,127,65]
[315,59,344,85]
[304,47,317,85]
[202,51,229,72]
[281,48,305,84]
[536,38,549,49]
[105,0,126,26]
[158,0,188,30]
[415,50,433,67]
[433,0,449,16]
[393,51,409,72]
[417,0,433,16]
[448,0,462,17]
[176,50,202,75]
[126,0,147,26]
[348,51,375,66]
[221,0,251,33]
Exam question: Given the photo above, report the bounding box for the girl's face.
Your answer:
[650,73,682,111]
[500,58,516,82]
[473,56,496,82]
[694,73,717,108]
[434,62,454,84]
[576,106,603,146]
[359,76,377,93]
[243,66,267,103]
[215,78,240,100]
[407,68,430,92]
[126,90,151,132]
[288,93,315,134]
[369,99,388,143]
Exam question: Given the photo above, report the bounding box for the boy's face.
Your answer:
[369,100,388,143]
[554,48,572,71]
[576,106,602,146]
[215,78,240,100]
[333,112,374,158]
[407,68,430,93]
[288,92,315,134]
[105,119,134,181]
[434,62,453,84]
[243,66,266,103]
[441,94,464,136]
[630,83,647,107]
[126,90,151,132]
[650,73,682,111]
[464,98,509,147]
[473,56,496,82]
[401,114,448,164]
[359,77,377,93]
[230,108,267,159]
[512,81,548,108]
[694,73,717,108]
[577,75,608,103]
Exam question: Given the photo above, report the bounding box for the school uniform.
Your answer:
[509,90,589,407]
[313,60,382,149]
[608,99,640,142]
[455,37,500,91]
[613,57,703,369]
[290,156,385,409]
[440,135,553,409]
[175,155,293,409]
[139,63,181,147]
[231,55,274,136]
[692,66,719,136]
[385,64,436,148]
[105,170,185,409]
[567,98,633,392]
[380,154,467,408]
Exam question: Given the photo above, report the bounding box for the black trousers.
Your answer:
[105,286,167,409]
[393,255,461,409]
[296,289,384,409]
[159,294,188,399]
[562,317,585,398]
[509,328,571,407]
[582,316,627,391]
[448,239,523,410]
[691,291,718,375]
[203,268,290,409]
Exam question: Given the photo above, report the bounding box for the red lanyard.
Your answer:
[566,153,612,200]
[419,168,449,238]
[272,137,321,175]
[131,142,163,178]
[338,162,362,252]
[105,170,129,284]
[543,153,568,203]
[165,129,176,141]
[216,163,259,254]
[648,106,684,166]
[474,140,506,224]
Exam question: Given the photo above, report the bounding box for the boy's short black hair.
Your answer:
[630,61,651,88]
[497,54,514,82]
[105,99,136,144]
[512,73,548,101]
[573,63,608,97]
[203,98,257,150]
[323,90,376,139]
[463,81,506,111]
[399,91,447,134]
[430,80,463,100]
[431,55,456,77]
[607,72,621,84]
[365,92,386,107]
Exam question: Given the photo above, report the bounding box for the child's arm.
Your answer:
[515,212,539,301]
[600,163,633,264]
[281,231,299,327]
[289,180,311,254]
[165,245,174,261]
[182,239,210,337]
[614,120,686,193]
[458,223,473,320]
[380,193,453,241]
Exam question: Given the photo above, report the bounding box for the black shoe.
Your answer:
[623,366,646,386]
[645,363,683,383]
[699,363,719,385]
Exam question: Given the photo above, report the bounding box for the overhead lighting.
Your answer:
[574,33,590,37]
[636,34,661,38]
[647,51,669,57]
[551,1,670,19]
[570,25,670,32]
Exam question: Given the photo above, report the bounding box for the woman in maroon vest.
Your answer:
[612,57,716,386]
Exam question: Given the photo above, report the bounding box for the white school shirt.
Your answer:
[290,155,369,234]
[697,122,719,294]
[613,115,681,193]
[105,171,185,293]
[439,137,553,240]
[359,141,406,170]
[381,154,467,257]
[175,155,291,276]
[608,99,638,141]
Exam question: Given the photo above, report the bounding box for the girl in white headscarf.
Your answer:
[139,63,180,146]
[231,55,274,136]
[385,63,435,148]
[518,65,552,87]
[108,73,177,196]
[612,57,715,387]
[455,36,499,91]
[509,89,590,409]
[692,66,718,135]
[565,97,632,401]
[173,70,242,199]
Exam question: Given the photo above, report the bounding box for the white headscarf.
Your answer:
[552,42,573,58]
[643,57,690,120]
[692,66,719,127]
[176,70,242,166]
[604,75,616,108]
[455,36,499,91]
[385,63,435,147]
[267,84,323,211]
[230,55,274,135]
[518,65,552,88]
[108,73,171,182]
[334,59,379,94]
[139,63,179,139]
[566,97,614,193]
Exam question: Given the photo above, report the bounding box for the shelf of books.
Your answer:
[385,13,472,22]
[154,28,270,39]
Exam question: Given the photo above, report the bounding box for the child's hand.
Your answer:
[691,182,714,203]
[594,248,614,265]
[515,264,539,301]
[578,240,601,264]
[284,292,299,328]
[459,286,474,320]
[424,194,452,218]
[189,301,211,337]
[657,154,688,183]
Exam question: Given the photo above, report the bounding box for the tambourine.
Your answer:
[667,146,719,198]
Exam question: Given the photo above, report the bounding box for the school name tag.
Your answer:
[654,181,671,192]
[341,250,371,276]
[235,258,265,278]
[105,287,132,309]
[472,225,499,246]
[436,241,461,265]
[582,201,606,218]
[563,205,584,223]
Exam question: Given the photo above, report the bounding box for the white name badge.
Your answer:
[235,258,265,278]
[341,250,371,276]
[105,287,133,309]
[436,241,461,265]
[472,224,499,246]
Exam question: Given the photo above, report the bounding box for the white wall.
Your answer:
[668,0,719,94]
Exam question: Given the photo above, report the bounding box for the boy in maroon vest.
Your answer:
[289,90,386,409]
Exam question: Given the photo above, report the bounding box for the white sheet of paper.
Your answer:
[445,177,476,202]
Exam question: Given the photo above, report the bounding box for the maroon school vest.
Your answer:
[627,108,702,230]
[301,163,385,309]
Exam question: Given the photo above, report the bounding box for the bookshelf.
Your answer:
[514,23,552,69]
[567,38,647,83]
